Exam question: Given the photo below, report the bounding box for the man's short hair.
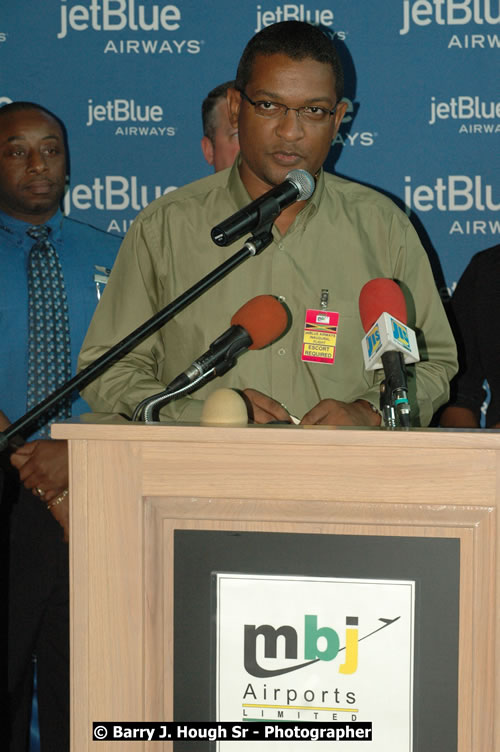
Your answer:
[201,81,235,143]
[0,101,64,130]
[235,21,344,102]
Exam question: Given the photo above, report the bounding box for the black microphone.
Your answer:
[164,294,289,394]
[211,169,315,247]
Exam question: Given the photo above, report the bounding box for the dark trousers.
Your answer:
[2,467,69,752]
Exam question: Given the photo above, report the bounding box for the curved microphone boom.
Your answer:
[166,294,289,392]
[359,278,419,428]
[134,295,289,422]
[211,169,315,247]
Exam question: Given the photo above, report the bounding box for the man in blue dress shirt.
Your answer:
[0,101,121,752]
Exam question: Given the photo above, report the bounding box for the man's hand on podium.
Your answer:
[241,388,292,424]
[301,398,382,426]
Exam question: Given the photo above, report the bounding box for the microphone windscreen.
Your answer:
[231,295,288,350]
[201,388,248,426]
[287,169,315,200]
[359,279,408,333]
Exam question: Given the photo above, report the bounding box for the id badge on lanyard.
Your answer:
[301,289,339,365]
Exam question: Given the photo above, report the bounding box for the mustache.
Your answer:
[23,178,58,188]
[270,147,306,158]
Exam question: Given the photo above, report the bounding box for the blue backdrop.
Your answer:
[1,0,498,297]
[0,4,498,748]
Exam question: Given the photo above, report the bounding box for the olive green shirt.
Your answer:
[79,163,457,426]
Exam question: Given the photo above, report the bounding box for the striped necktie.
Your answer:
[26,225,72,436]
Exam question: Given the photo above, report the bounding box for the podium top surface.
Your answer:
[50,413,500,451]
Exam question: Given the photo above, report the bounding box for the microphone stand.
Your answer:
[379,381,397,429]
[133,369,216,423]
[379,352,411,429]
[0,227,274,454]
[134,318,257,422]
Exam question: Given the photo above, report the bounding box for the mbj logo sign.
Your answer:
[243,614,400,678]
[244,615,360,678]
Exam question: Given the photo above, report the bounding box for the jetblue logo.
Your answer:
[86,99,164,126]
[255,5,337,33]
[404,175,500,212]
[58,0,181,39]
[333,98,377,149]
[63,176,177,216]
[429,96,500,134]
[400,0,500,35]
[85,98,176,136]
[429,96,500,125]
[56,0,202,54]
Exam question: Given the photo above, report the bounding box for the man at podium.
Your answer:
[78,21,457,428]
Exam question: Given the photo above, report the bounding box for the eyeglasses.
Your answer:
[238,89,337,124]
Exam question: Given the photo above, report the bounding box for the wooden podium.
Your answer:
[52,418,499,751]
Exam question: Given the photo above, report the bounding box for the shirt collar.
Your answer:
[0,208,64,249]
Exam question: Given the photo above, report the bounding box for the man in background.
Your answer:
[201,81,240,172]
[0,101,121,751]
[440,244,500,428]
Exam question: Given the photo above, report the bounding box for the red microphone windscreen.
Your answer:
[359,278,408,333]
[231,295,288,350]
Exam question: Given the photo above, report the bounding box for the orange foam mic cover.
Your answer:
[231,295,288,350]
[359,278,407,333]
